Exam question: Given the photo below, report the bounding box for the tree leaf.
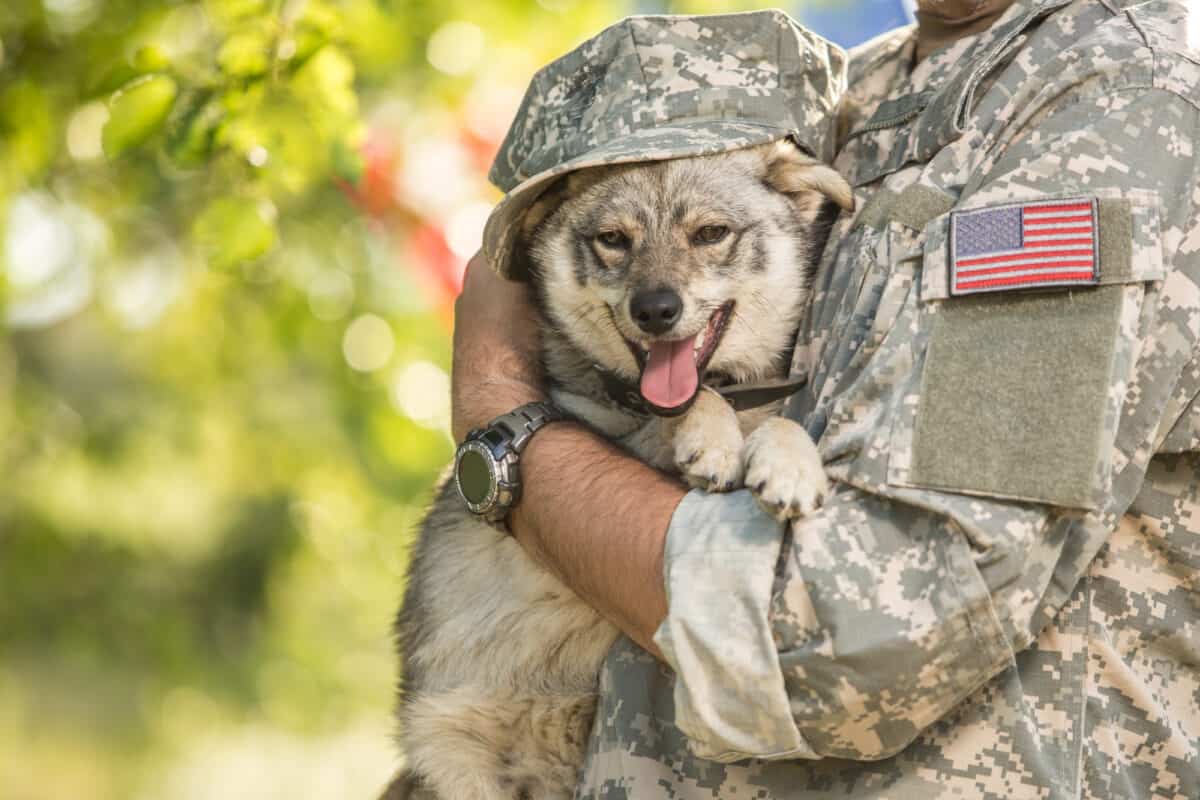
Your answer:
[102,74,178,159]
[206,0,269,23]
[331,137,364,185]
[164,89,224,168]
[192,197,277,269]
[132,45,170,73]
[218,30,273,77]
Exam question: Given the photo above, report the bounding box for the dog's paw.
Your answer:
[744,417,828,520]
[673,389,745,492]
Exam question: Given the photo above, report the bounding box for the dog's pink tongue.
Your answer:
[640,336,699,410]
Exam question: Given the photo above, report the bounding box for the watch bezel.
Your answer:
[454,438,500,516]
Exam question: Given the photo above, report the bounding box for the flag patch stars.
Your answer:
[949,197,1100,296]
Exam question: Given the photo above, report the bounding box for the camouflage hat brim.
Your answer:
[483,120,798,280]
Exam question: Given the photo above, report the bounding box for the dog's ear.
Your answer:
[515,167,613,278]
[519,166,613,242]
[520,178,571,242]
[761,140,854,214]
[512,177,570,278]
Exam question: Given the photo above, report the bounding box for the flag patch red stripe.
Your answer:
[1024,202,1093,214]
[957,261,1096,278]
[957,271,1098,290]
[955,263,1099,280]
[1023,214,1091,225]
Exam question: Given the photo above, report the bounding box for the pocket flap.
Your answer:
[921,190,1165,302]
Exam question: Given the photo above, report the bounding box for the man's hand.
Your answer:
[451,251,545,443]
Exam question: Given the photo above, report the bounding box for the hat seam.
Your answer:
[628,20,652,110]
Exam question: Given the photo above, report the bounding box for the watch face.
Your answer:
[456,448,494,505]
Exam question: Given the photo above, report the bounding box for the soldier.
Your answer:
[451,0,1200,797]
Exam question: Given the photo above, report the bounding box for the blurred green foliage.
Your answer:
[0,0,781,797]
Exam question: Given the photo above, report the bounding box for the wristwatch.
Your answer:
[453,401,566,524]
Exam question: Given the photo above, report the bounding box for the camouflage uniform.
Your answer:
[575,1,1200,798]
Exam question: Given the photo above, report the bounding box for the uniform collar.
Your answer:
[843,0,1075,187]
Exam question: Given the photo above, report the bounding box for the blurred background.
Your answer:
[0,1,911,797]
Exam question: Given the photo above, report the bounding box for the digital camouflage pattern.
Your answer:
[576,0,1200,797]
[483,10,847,279]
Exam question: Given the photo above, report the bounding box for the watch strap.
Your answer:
[488,401,566,453]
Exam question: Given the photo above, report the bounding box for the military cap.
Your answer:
[482,10,848,279]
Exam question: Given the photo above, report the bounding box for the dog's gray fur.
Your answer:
[386,141,852,800]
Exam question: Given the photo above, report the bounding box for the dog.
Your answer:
[384,138,853,799]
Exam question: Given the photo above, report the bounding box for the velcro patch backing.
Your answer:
[910,285,1122,510]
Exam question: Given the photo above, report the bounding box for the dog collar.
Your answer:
[591,364,806,416]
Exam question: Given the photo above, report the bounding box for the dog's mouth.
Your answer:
[624,301,735,417]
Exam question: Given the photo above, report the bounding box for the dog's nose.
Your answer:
[630,288,683,335]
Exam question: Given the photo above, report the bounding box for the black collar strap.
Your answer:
[716,376,808,411]
[592,364,806,416]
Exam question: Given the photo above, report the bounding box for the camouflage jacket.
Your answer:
[575,1,1200,798]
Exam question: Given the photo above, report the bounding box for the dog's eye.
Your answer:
[694,225,729,245]
[595,230,630,250]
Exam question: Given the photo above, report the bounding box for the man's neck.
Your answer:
[914,0,1019,61]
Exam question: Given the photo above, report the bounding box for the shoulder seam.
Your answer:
[1112,83,1200,114]
[1123,7,1159,89]
[1123,3,1200,110]
[1123,7,1155,49]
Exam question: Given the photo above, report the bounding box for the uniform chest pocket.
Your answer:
[806,218,926,455]
[889,193,1165,511]
[840,221,923,379]
[816,187,944,401]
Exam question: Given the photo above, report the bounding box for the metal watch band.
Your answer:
[487,401,565,454]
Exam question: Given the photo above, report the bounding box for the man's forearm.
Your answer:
[510,421,685,657]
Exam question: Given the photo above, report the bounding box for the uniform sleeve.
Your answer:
[653,88,1200,762]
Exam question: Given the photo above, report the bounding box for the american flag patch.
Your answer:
[949,197,1100,296]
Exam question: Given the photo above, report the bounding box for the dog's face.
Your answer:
[523,140,853,416]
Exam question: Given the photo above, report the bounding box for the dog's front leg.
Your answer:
[744,417,828,520]
[672,387,745,491]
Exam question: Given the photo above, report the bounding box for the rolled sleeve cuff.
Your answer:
[652,488,818,762]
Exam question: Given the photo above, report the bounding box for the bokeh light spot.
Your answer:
[463,77,526,144]
[444,202,492,261]
[6,192,74,287]
[307,270,355,321]
[390,360,451,432]
[400,136,474,214]
[342,314,394,372]
[43,0,101,34]
[426,21,484,76]
[66,101,109,161]
[277,38,297,60]
[103,247,184,330]
[4,192,107,328]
